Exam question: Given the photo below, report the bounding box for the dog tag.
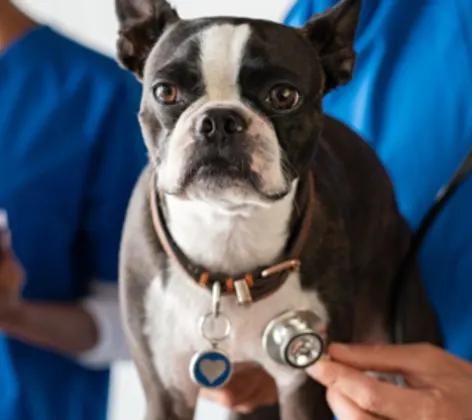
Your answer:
[190,283,233,388]
[190,348,232,388]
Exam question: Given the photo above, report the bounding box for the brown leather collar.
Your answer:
[149,171,316,304]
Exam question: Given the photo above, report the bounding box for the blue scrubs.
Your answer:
[0,26,146,420]
[285,0,472,359]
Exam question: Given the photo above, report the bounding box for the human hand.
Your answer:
[199,362,278,414]
[308,342,472,420]
[0,245,24,313]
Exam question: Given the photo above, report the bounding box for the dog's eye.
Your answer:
[266,85,301,111]
[153,82,179,105]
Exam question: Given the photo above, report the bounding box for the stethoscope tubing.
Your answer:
[390,149,472,344]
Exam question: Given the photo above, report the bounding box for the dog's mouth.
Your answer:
[182,155,252,188]
[195,157,248,177]
[176,155,290,203]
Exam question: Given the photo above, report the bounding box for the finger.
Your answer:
[326,389,379,420]
[231,362,261,373]
[201,380,250,407]
[200,364,255,397]
[308,358,430,419]
[233,397,277,415]
[207,385,272,410]
[327,343,450,376]
[233,381,278,413]
[230,368,277,408]
[200,378,246,406]
[232,397,276,415]
[233,405,254,414]
[201,366,276,408]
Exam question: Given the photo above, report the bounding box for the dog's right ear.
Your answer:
[116,0,180,80]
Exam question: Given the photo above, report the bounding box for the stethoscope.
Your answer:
[262,148,472,369]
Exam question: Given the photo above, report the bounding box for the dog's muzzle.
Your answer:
[157,98,287,201]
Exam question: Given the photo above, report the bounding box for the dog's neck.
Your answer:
[164,184,298,276]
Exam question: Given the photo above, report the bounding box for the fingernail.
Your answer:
[306,357,327,377]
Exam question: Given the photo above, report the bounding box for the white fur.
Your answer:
[200,24,251,101]
[144,180,329,408]
[145,270,328,407]
[165,179,299,273]
[157,23,287,199]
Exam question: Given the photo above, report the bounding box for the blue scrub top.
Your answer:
[0,27,146,420]
[284,0,472,359]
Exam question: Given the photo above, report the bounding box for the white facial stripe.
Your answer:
[158,23,287,199]
[199,24,251,101]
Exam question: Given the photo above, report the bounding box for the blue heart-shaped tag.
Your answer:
[190,349,232,388]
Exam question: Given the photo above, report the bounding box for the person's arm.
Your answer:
[0,76,146,366]
[0,301,98,356]
[0,219,97,355]
[0,281,126,361]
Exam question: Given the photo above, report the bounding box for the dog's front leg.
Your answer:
[128,343,181,420]
[121,265,196,420]
[121,274,195,420]
[119,170,197,420]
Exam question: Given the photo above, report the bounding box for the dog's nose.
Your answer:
[196,109,247,143]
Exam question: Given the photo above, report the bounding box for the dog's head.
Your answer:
[116,0,360,210]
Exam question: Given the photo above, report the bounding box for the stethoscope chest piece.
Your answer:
[262,310,325,369]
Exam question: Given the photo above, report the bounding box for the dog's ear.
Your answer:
[116,0,180,79]
[301,0,361,94]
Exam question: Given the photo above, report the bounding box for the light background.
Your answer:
[12,0,295,419]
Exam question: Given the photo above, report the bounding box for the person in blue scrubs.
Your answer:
[203,0,472,418]
[0,1,146,419]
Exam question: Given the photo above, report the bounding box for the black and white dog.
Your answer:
[116,0,441,419]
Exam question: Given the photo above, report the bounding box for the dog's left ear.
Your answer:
[301,0,361,94]
[115,0,180,80]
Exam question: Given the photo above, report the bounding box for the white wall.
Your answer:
[15,0,293,56]
[12,0,293,419]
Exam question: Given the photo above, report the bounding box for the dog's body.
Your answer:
[116,1,442,419]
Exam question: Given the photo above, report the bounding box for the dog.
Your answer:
[116,0,442,419]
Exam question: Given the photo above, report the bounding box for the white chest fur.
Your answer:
[143,183,329,407]
[144,267,328,406]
